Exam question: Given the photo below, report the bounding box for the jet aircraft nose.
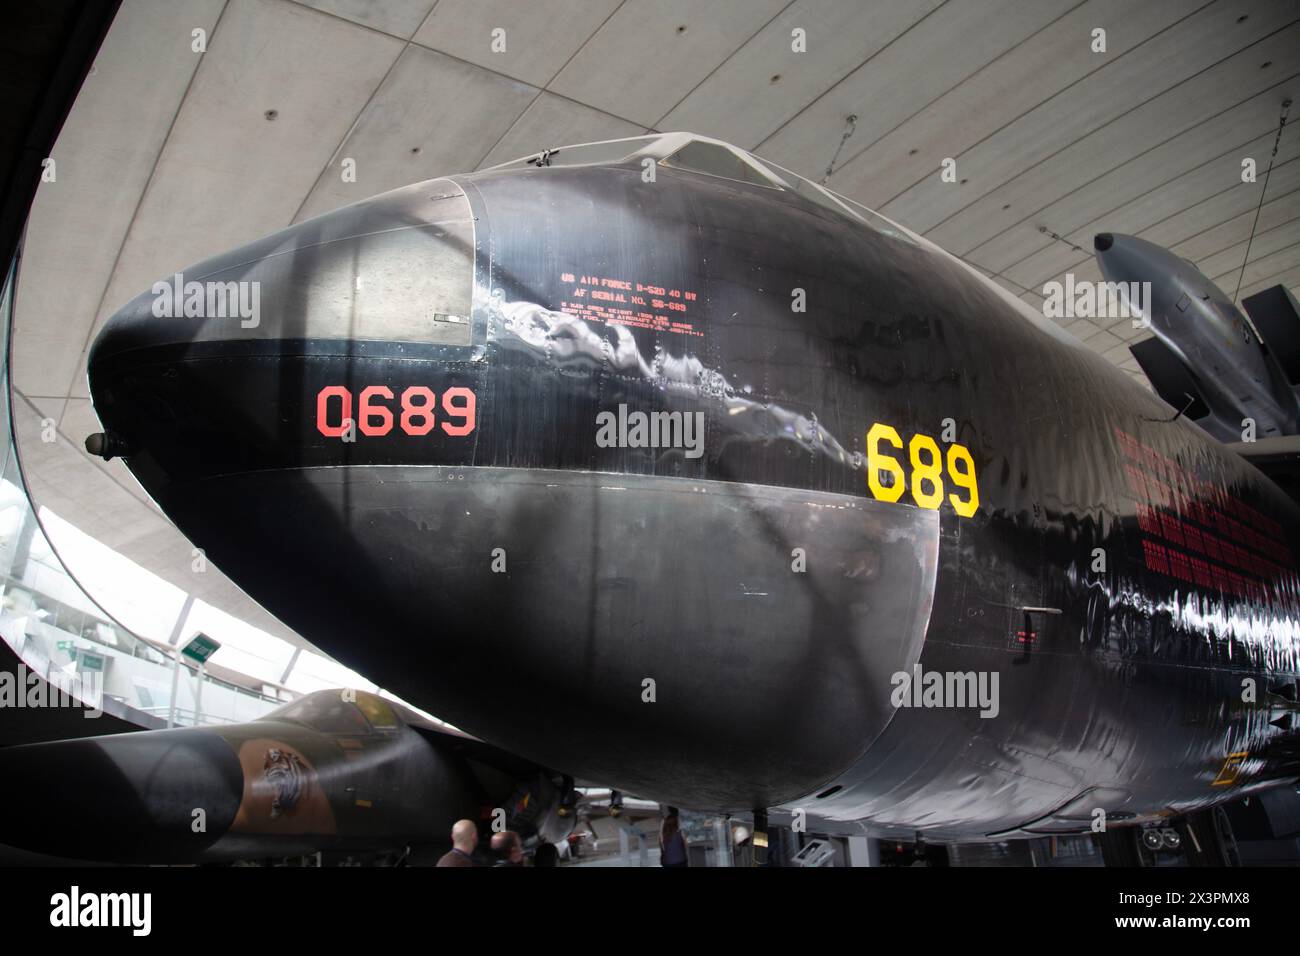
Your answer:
[0,729,243,862]
[1092,232,1179,288]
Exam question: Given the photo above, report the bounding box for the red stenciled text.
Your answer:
[316,385,476,438]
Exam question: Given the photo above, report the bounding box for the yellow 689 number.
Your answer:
[866,423,979,518]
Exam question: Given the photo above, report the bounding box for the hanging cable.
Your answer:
[1232,98,1292,304]
[820,114,857,184]
[1037,225,1086,254]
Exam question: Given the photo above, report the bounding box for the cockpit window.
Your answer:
[835,195,918,246]
[661,140,780,187]
[354,693,400,730]
[487,133,915,245]
[760,157,917,246]
[269,692,376,735]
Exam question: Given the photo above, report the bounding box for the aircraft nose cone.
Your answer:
[1094,232,1114,252]
[88,179,473,372]
[86,179,475,472]
[0,729,243,862]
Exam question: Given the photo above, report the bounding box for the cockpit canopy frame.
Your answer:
[483,132,915,244]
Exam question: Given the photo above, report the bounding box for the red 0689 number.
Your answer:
[316,385,476,438]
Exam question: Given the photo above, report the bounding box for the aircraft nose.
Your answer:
[0,729,243,862]
[1092,232,1174,286]
[85,179,476,468]
[90,178,474,367]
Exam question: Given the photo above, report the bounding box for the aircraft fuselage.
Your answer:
[87,137,1300,841]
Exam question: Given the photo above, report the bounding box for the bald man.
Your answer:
[436,819,478,867]
[491,830,524,867]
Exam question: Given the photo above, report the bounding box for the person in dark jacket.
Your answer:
[533,842,559,867]
[660,808,689,867]
[491,830,524,866]
[435,819,478,867]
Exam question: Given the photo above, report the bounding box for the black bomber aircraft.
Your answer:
[46,132,1300,863]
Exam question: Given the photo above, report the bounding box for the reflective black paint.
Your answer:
[87,138,1300,840]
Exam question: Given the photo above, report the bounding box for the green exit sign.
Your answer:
[181,633,221,663]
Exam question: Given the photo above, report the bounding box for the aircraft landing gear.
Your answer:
[1096,808,1237,866]
[1179,807,1240,867]
[1140,827,1180,852]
